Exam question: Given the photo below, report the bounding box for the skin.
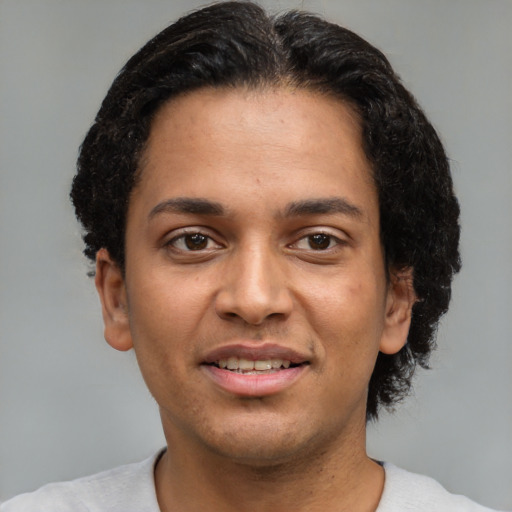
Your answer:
[95,87,415,512]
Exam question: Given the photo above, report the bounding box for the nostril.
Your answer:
[214,282,293,326]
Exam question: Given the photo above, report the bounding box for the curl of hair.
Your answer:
[71,1,461,420]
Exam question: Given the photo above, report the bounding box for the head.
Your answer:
[71,1,460,421]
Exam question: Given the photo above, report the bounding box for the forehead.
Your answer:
[145,86,366,166]
[132,87,376,221]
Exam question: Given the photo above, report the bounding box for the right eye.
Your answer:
[167,232,221,252]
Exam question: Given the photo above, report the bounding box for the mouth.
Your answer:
[207,357,302,375]
[201,345,310,397]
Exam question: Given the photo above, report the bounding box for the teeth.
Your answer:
[216,357,293,371]
[227,357,238,370]
[239,358,255,370]
[254,360,272,371]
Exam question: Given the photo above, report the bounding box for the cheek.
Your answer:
[128,268,206,328]
[301,273,387,356]
[125,274,204,370]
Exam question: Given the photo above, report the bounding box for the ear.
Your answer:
[94,248,133,351]
[379,267,417,355]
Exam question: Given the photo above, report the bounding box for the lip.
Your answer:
[201,364,307,397]
[202,343,310,365]
[201,343,311,397]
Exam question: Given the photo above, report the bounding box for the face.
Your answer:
[96,88,413,466]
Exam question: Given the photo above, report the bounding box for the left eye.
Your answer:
[294,233,339,250]
[169,233,218,251]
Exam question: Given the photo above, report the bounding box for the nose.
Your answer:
[214,243,293,326]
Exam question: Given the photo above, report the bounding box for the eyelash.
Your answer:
[165,231,222,252]
[164,229,346,254]
[291,232,344,251]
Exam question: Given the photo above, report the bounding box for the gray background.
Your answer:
[1,0,511,509]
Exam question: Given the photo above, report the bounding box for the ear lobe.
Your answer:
[379,267,417,355]
[95,248,133,352]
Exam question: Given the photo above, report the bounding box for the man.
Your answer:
[0,2,500,511]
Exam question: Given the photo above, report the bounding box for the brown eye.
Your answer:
[168,232,219,252]
[292,232,344,252]
[308,233,332,250]
[184,233,208,250]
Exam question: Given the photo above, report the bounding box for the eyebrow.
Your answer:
[149,197,225,219]
[283,197,364,219]
[148,196,363,221]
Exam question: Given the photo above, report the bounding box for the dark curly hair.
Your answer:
[71,1,461,420]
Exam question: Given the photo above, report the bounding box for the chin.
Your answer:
[201,420,323,468]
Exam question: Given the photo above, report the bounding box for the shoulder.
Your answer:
[378,463,503,512]
[0,451,163,512]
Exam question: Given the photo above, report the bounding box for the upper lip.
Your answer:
[202,343,311,365]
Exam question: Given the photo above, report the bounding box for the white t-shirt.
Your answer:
[0,451,502,511]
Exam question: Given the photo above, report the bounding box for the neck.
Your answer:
[154,420,384,512]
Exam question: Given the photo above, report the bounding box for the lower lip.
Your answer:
[201,365,306,397]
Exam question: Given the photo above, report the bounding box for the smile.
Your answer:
[215,357,292,373]
[201,347,309,397]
